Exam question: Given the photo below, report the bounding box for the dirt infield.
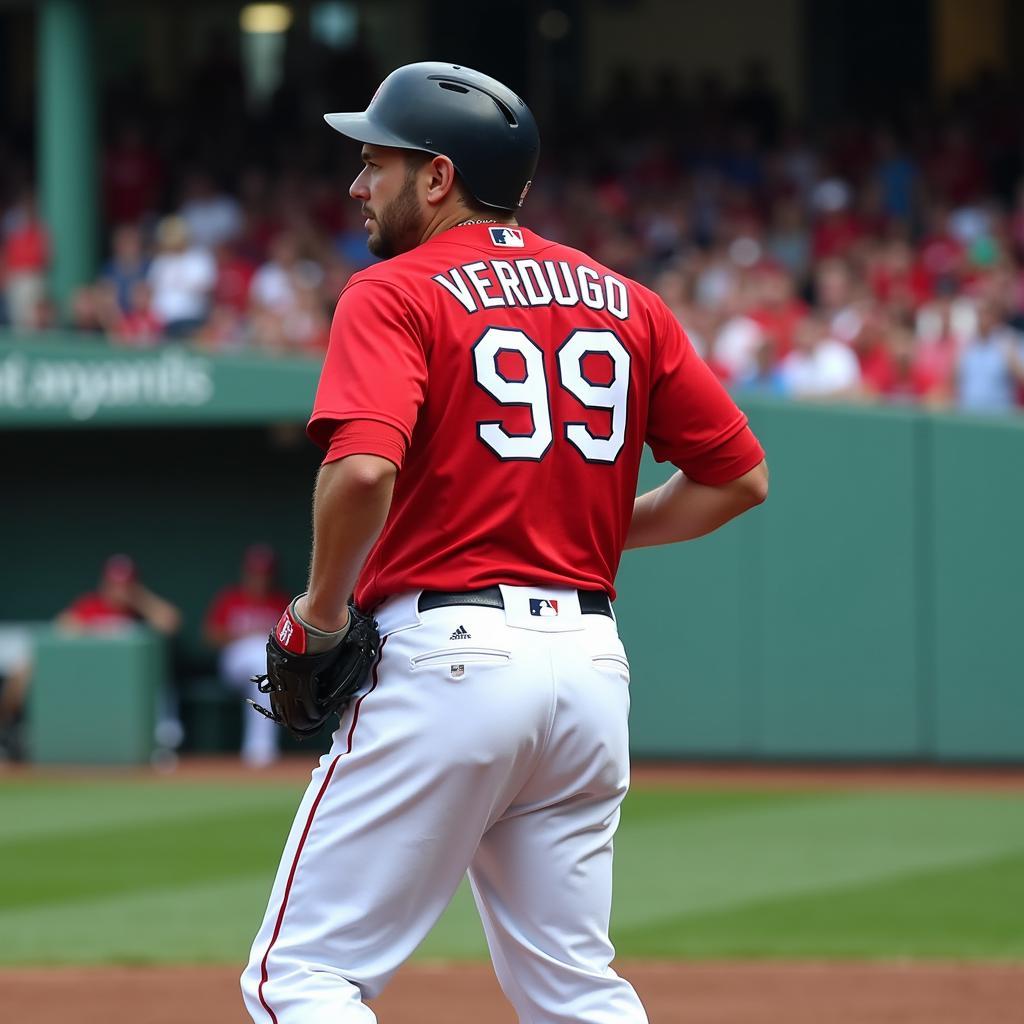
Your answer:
[5,962,1024,1023]
[6,758,1022,1022]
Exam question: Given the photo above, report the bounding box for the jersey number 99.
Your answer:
[472,327,631,463]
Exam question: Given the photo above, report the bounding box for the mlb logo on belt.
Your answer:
[529,598,559,617]
[489,226,524,247]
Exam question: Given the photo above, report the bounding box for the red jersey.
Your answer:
[206,587,290,639]
[65,594,141,629]
[309,225,763,610]
[3,221,48,272]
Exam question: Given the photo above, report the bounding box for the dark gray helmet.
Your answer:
[324,62,540,211]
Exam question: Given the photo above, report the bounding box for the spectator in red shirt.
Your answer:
[56,555,182,634]
[918,202,966,295]
[853,306,896,397]
[1,190,49,330]
[211,240,257,314]
[810,179,863,260]
[887,325,951,404]
[108,281,163,347]
[747,261,807,359]
[204,544,290,766]
[0,557,180,757]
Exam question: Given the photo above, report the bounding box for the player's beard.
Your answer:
[366,172,424,259]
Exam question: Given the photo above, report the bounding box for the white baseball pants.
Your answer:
[241,586,648,1023]
[222,634,281,766]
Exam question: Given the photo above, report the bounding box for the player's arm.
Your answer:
[54,609,82,631]
[295,454,397,632]
[296,280,426,632]
[636,296,768,549]
[625,460,768,549]
[129,585,182,635]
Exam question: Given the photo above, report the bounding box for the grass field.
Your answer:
[2,774,1023,967]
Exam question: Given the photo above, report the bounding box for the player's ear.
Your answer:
[425,155,458,207]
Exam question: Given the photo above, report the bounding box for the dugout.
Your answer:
[1,336,324,755]
[3,335,1024,764]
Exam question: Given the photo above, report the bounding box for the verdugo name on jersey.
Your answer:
[432,259,629,320]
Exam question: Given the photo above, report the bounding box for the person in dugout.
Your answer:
[204,544,291,766]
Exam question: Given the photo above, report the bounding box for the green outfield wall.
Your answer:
[2,337,1021,761]
[619,401,1024,762]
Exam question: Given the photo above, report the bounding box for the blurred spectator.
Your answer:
[813,258,866,345]
[886,324,950,404]
[204,544,290,767]
[0,625,33,761]
[714,288,764,381]
[956,299,1024,413]
[178,170,244,249]
[108,280,162,347]
[249,232,314,316]
[249,232,328,354]
[12,63,1024,416]
[853,305,900,397]
[0,557,182,756]
[68,286,105,333]
[766,198,811,282]
[737,337,787,397]
[101,223,150,314]
[748,262,807,358]
[197,303,247,351]
[918,203,965,295]
[147,216,216,339]
[57,554,181,635]
[1,190,49,330]
[211,240,257,314]
[778,314,862,399]
[811,179,862,261]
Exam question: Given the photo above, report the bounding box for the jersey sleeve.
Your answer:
[65,594,95,620]
[307,279,429,450]
[645,299,765,485]
[322,419,408,470]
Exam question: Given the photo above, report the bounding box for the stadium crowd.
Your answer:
[3,63,1024,413]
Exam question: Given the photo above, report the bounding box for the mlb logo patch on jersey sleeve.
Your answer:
[489,226,524,247]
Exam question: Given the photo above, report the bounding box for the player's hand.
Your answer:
[248,600,380,740]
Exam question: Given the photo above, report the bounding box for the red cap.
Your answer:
[243,543,278,575]
[102,554,138,584]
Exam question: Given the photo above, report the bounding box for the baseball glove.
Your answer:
[248,602,380,740]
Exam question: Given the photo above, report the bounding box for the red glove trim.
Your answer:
[274,604,307,655]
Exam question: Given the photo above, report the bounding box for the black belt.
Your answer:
[418,586,612,618]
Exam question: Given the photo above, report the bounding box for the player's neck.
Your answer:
[419,206,517,245]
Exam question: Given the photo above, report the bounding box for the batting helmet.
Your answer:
[324,62,540,211]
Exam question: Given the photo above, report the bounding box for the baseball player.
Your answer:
[205,544,291,766]
[242,63,767,1024]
